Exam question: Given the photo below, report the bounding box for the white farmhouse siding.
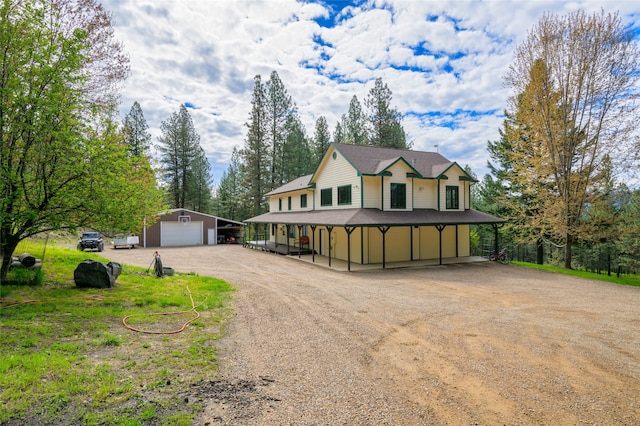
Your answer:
[438,165,465,211]
[382,161,413,211]
[362,176,381,209]
[413,180,438,209]
[314,148,360,210]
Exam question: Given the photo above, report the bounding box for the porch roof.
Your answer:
[245,208,504,227]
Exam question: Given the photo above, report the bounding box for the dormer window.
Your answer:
[446,186,459,209]
[390,183,406,209]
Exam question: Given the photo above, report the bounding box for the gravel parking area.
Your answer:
[102,245,640,425]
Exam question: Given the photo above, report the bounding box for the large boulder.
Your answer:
[74,260,122,288]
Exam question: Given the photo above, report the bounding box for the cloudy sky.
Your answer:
[102,0,640,186]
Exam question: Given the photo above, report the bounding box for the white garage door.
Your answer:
[161,222,203,246]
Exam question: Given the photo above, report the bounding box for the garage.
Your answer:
[142,208,244,248]
[160,222,203,247]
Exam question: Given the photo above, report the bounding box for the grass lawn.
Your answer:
[513,261,640,287]
[0,242,234,425]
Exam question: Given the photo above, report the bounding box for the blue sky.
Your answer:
[102,0,640,186]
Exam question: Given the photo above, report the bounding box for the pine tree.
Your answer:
[122,101,151,157]
[282,114,312,183]
[157,105,202,209]
[365,78,409,148]
[343,96,368,145]
[214,148,246,221]
[265,71,295,189]
[333,120,345,144]
[312,116,331,167]
[187,146,213,212]
[240,75,269,217]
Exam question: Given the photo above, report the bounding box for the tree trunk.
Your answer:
[564,233,573,269]
[536,237,544,265]
[1,236,19,281]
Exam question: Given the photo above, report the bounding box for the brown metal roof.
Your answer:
[332,143,459,179]
[245,208,504,227]
[266,174,313,196]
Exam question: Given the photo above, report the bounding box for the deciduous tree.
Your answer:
[0,0,140,279]
[504,10,640,268]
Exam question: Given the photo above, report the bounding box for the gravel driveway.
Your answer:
[102,245,640,425]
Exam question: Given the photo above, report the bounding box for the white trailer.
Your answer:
[113,235,140,249]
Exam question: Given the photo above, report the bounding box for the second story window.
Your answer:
[300,194,307,208]
[446,186,459,209]
[338,185,352,205]
[390,183,406,209]
[321,188,332,206]
[288,196,292,210]
[278,198,282,211]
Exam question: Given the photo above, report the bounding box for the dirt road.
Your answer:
[102,245,640,425]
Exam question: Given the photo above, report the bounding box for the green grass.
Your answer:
[513,261,640,286]
[1,242,234,424]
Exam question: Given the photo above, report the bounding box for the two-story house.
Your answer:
[245,143,503,270]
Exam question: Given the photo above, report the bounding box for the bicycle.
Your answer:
[489,247,510,264]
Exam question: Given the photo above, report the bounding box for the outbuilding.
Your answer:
[142,208,244,248]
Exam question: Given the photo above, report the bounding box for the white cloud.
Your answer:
[102,0,640,185]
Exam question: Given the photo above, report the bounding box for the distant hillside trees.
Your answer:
[157,105,212,210]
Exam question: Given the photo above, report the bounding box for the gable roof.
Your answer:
[166,208,244,226]
[266,174,313,196]
[330,143,472,180]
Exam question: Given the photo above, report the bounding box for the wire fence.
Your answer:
[473,238,638,277]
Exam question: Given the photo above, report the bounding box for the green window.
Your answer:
[278,198,282,211]
[288,196,292,210]
[338,185,352,205]
[390,183,406,209]
[446,186,459,209]
[300,194,307,208]
[321,188,332,206]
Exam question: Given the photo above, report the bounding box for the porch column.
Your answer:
[344,226,356,271]
[377,226,390,269]
[285,224,291,254]
[310,225,317,262]
[410,226,415,261]
[297,224,303,258]
[327,226,334,267]
[435,225,446,265]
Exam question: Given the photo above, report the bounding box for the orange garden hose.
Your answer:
[2,287,200,336]
[121,286,200,335]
